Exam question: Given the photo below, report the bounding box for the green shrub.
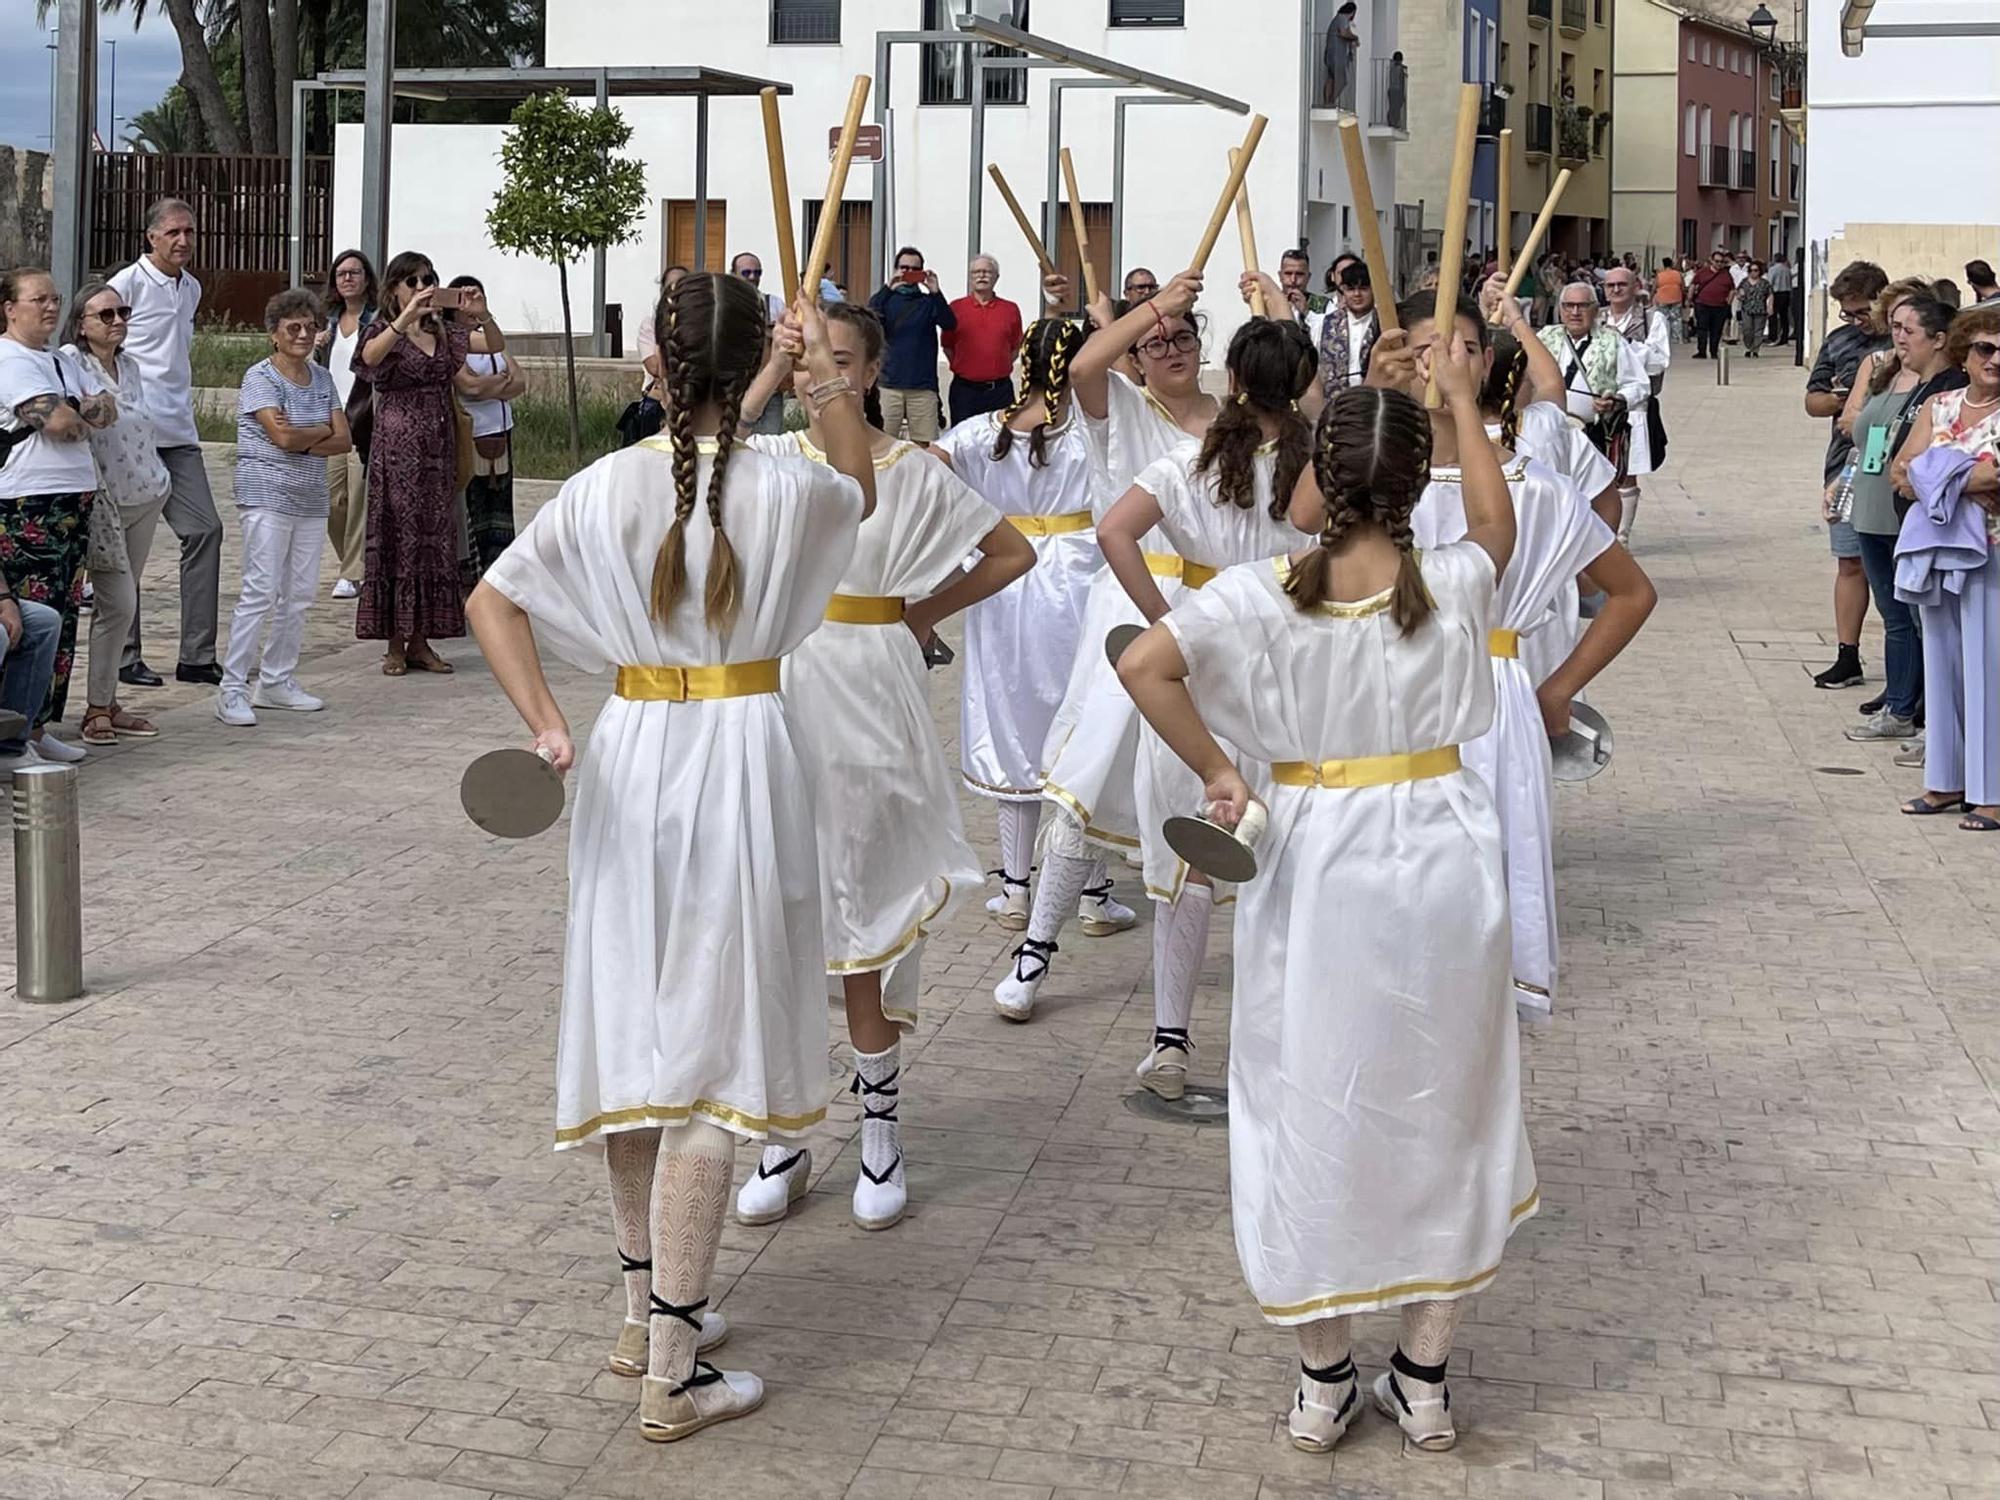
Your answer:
[191,328,265,390]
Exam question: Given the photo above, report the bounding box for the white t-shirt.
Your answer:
[107,256,201,447]
[328,325,360,406]
[0,339,105,499]
[461,351,515,438]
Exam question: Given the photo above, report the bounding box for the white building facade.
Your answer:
[333,0,1402,354]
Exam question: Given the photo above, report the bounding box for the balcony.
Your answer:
[1528,0,1551,26]
[1557,102,1591,163]
[1736,149,1757,192]
[1700,144,1730,188]
[1477,86,1508,140]
[1560,0,1586,34]
[1525,102,1553,157]
[1372,55,1409,135]
[1313,29,1359,113]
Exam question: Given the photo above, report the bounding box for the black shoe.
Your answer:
[1859,692,1887,716]
[1813,652,1863,690]
[119,662,164,688]
[175,662,224,686]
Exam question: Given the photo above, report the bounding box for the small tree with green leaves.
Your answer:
[487,91,648,463]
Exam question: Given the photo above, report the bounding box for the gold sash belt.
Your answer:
[1269,745,1463,790]
[614,661,781,701]
[1488,628,1521,658]
[1181,561,1220,590]
[824,594,907,625]
[1007,510,1093,536]
[1144,553,1182,579]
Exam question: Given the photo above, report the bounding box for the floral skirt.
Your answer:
[0,490,93,726]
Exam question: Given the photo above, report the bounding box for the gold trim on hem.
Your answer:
[555,1097,828,1147]
[1256,1189,1542,1319]
[1488,628,1521,658]
[1270,745,1462,790]
[1040,778,1142,849]
[825,879,955,976]
[962,770,1045,799]
[615,661,781,702]
[1007,511,1093,536]
[825,594,906,625]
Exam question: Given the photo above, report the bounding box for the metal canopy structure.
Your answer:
[312,66,792,101]
[1840,0,2000,55]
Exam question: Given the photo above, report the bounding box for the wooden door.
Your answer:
[663,199,728,273]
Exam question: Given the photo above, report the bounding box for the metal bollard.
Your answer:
[1716,346,1731,386]
[13,763,82,1003]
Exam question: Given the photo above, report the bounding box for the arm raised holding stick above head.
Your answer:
[1188,114,1268,275]
[759,87,802,304]
[1427,81,1483,408]
[801,75,872,299]
[1336,116,1399,335]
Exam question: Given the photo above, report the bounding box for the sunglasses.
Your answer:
[740,268,763,280]
[1136,330,1200,358]
[91,306,134,325]
[402,272,439,290]
[1970,341,2000,362]
[275,320,318,339]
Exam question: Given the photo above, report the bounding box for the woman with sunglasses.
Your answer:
[60,282,169,745]
[316,248,377,600]
[352,251,490,675]
[1891,304,2000,832]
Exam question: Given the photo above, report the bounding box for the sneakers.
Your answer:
[1894,733,1927,768]
[985,871,1030,931]
[1288,1356,1359,1453]
[331,578,360,600]
[734,1146,811,1226]
[214,691,257,728]
[1078,880,1137,936]
[29,732,87,763]
[994,937,1056,1022]
[1136,1028,1192,1101]
[1813,649,1864,689]
[253,680,325,712]
[1373,1354,1456,1453]
[1845,710,1916,742]
[609,1309,728,1377]
[639,1365,765,1444]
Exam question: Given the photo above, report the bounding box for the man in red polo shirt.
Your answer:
[1688,249,1735,361]
[943,253,1025,429]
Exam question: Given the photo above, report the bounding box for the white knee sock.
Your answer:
[647,1119,735,1383]
[853,1041,903,1190]
[1395,1297,1465,1393]
[996,801,1041,886]
[1152,883,1213,1040]
[606,1129,661,1323]
[1296,1314,1355,1398]
[1026,850,1093,947]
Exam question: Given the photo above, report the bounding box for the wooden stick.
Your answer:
[1427,82,1483,408]
[801,76,872,302]
[987,164,1060,279]
[1490,169,1573,322]
[1229,147,1265,318]
[1058,148,1098,305]
[760,88,801,304]
[1495,129,1513,279]
[1188,114,1268,275]
[1335,117,1398,334]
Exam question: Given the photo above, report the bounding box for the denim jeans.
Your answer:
[1857,528,1922,719]
[0,599,61,754]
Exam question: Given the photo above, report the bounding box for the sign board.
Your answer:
[832,124,885,164]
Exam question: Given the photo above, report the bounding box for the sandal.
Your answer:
[79,709,118,747]
[109,706,158,738]
[1960,811,2000,832]
[407,648,454,675]
[382,652,409,677]
[1901,794,1966,816]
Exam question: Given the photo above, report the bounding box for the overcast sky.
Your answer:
[1,0,181,151]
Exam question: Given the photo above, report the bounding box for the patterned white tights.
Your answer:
[606,1119,735,1383]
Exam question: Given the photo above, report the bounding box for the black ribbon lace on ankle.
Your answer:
[648,1292,707,1334]
[1013,937,1057,981]
[617,1249,652,1274]
[851,1068,902,1186]
[1152,1026,1191,1055]
[755,1149,805,1180]
[988,867,1030,891]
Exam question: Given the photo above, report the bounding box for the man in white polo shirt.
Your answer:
[108,197,224,687]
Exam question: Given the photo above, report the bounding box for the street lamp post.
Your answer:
[1747,2,1806,366]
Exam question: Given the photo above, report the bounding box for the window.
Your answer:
[1045,199,1113,315]
[1699,106,1712,154]
[923,0,1029,106]
[769,0,839,44]
[1110,0,1184,24]
[663,199,727,273]
[1593,68,1605,111]
[801,199,872,295]
[1769,120,1781,195]
[1703,39,1712,64]
[1528,42,1541,77]
[1684,103,1698,156]
[1594,0,1604,22]
[1770,66,1781,100]
[1681,218,1698,259]
[1727,112,1740,158]
[1687,35,1697,62]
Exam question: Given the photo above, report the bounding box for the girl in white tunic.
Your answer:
[736,301,1034,1233]
[995,270,1219,1022]
[929,319,1103,933]
[1097,314,1317,1099]
[1404,292,1655,1015]
[1116,362,1531,1457]
[468,274,877,1445]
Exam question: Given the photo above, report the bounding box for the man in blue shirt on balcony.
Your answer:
[869,246,957,443]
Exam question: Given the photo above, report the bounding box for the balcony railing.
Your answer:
[1557,103,1592,163]
[1528,0,1552,25]
[1560,0,1586,32]
[1314,29,1359,111]
[1373,56,1409,132]
[1477,86,1508,140]
[1525,102,1553,156]
[1736,149,1757,191]
[1701,144,1730,188]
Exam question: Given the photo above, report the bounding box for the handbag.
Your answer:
[617,396,664,448]
[450,391,476,493]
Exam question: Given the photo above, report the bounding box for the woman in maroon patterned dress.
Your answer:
[351,250,481,674]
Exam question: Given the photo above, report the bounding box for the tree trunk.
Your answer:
[240,0,280,154]
[163,0,245,153]
[273,0,301,156]
[309,8,329,156]
[557,259,582,463]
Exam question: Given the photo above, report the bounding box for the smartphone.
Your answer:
[898,268,926,286]
[431,287,464,310]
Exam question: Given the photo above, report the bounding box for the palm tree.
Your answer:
[123,90,199,154]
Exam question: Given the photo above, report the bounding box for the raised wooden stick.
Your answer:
[1058,148,1098,305]
[987,164,1060,279]
[760,88,801,304]
[1189,114,1268,275]
[1335,117,1399,334]
[1495,128,1514,279]
[1229,147,1265,318]
[1490,169,1573,322]
[1427,82,1483,407]
[801,76,872,301]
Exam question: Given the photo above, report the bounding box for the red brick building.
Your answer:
[1674,12,1763,262]
[1755,50,1803,264]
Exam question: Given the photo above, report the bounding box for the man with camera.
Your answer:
[868,246,956,443]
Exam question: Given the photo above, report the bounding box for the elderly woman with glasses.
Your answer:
[351,250,494,676]
[60,281,170,744]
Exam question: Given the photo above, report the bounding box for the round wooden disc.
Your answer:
[1104,623,1145,667]
[1163,815,1259,883]
[461,748,565,838]
[1550,700,1614,783]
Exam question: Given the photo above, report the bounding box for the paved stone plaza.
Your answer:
[0,356,1996,1500]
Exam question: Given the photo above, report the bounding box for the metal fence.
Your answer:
[1373,57,1409,132]
[91,152,332,284]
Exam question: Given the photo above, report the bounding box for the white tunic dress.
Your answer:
[757,434,996,1005]
[1414,458,1615,1008]
[933,412,1100,801]
[1504,403,1616,688]
[1162,548,1536,1320]
[483,437,864,1150]
[1129,449,1313,902]
[1040,373,1193,848]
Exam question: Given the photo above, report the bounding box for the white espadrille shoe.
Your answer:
[734,1145,811,1226]
[1288,1355,1359,1452]
[639,1364,764,1442]
[1373,1353,1457,1452]
[994,937,1055,1022]
[850,1048,907,1231]
[1078,879,1137,936]
[1135,1028,1192,1101]
[985,870,1031,931]
[608,1311,728,1376]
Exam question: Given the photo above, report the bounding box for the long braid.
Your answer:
[1498,346,1525,454]
[650,296,700,622]
[1031,321,1084,469]
[703,370,747,629]
[1197,318,1318,512]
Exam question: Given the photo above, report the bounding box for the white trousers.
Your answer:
[223,508,326,694]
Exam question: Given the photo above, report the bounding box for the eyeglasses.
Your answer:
[91,306,134,325]
[402,272,439,290]
[1970,341,2000,362]
[1560,301,1597,312]
[1839,307,1867,323]
[1126,281,1159,296]
[276,320,318,339]
[739,268,763,280]
[334,265,367,279]
[13,294,61,309]
[1136,330,1200,358]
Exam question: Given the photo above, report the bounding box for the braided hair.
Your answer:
[651,270,769,630]
[819,300,887,431]
[1483,329,1529,454]
[1284,386,1436,636]
[992,318,1087,468]
[1194,317,1318,516]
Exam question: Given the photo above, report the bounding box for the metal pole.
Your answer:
[359,0,397,275]
[13,765,83,1004]
[106,38,116,150]
[51,0,97,298]
[289,80,312,290]
[693,91,710,275]
[872,32,892,294]
[596,69,613,358]
[1045,80,1124,274]
[969,53,989,270]
[1111,95,1199,292]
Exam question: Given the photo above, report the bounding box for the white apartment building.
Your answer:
[332,0,1403,354]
